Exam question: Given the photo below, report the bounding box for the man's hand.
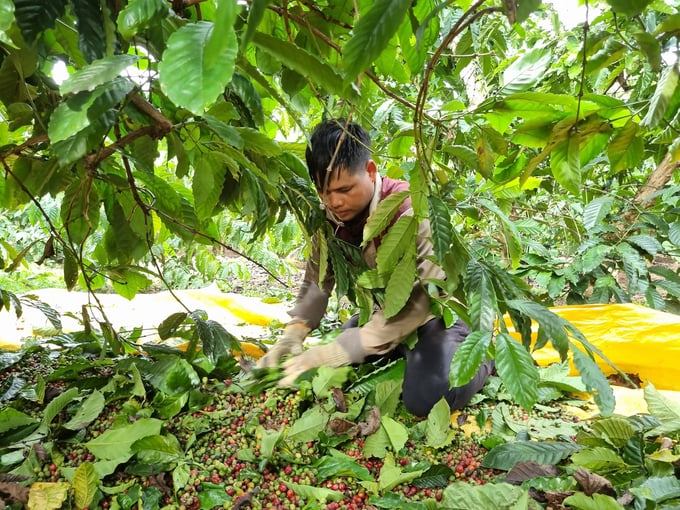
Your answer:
[256,322,311,368]
[279,342,352,386]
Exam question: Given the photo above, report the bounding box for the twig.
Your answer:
[414,2,501,179]
[0,134,49,161]
[265,4,438,123]
[575,0,589,128]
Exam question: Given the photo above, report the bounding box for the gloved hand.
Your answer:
[256,322,311,368]
[279,342,352,386]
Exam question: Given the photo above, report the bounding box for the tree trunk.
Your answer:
[622,151,680,224]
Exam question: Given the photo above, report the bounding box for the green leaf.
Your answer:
[288,406,328,443]
[253,32,357,101]
[286,481,343,503]
[363,191,410,246]
[495,332,539,411]
[583,196,614,232]
[71,0,106,62]
[570,447,627,472]
[235,126,281,156]
[376,215,416,274]
[204,0,238,70]
[641,64,680,129]
[608,121,644,172]
[158,312,189,339]
[605,0,653,16]
[633,31,661,72]
[428,196,453,263]
[0,0,14,34]
[482,440,582,471]
[571,347,615,417]
[450,331,493,388]
[627,234,662,256]
[378,453,426,492]
[591,416,637,448]
[374,379,402,416]
[478,198,522,269]
[240,0,269,49]
[363,423,391,459]
[0,407,37,434]
[644,383,680,434]
[60,55,139,95]
[356,269,386,289]
[312,366,352,399]
[110,267,152,299]
[382,416,409,453]
[516,0,542,23]
[85,418,162,461]
[500,47,553,96]
[192,152,227,221]
[146,355,200,396]
[342,0,411,83]
[63,249,79,291]
[551,135,580,195]
[116,0,168,39]
[13,0,68,42]
[636,476,680,503]
[38,386,79,434]
[442,481,533,509]
[159,21,237,114]
[173,463,190,492]
[562,493,625,510]
[443,144,478,170]
[64,390,105,431]
[73,461,99,510]
[314,456,373,482]
[465,262,497,331]
[384,250,416,319]
[507,299,569,359]
[131,434,184,464]
[425,398,453,448]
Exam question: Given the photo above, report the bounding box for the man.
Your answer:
[258,118,493,417]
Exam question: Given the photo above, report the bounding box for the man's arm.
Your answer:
[280,217,444,382]
[257,236,334,368]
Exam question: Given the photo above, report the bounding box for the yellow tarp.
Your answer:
[506,303,680,392]
[0,286,289,351]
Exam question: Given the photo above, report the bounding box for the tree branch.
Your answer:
[84,92,174,173]
[622,151,680,224]
[414,2,501,179]
[0,134,49,161]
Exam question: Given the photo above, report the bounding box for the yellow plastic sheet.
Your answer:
[505,303,680,392]
[0,286,289,351]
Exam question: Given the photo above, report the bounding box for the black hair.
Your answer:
[305,118,371,190]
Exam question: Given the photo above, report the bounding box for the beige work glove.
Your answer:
[256,322,311,368]
[279,342,352,386]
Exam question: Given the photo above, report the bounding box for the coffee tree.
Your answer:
[1,0,680,414]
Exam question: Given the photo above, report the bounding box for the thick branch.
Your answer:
[622,151,680,223]
[0,134,49,161]
[84,93,174,172]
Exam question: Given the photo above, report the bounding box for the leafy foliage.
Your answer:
[1,0,680,466]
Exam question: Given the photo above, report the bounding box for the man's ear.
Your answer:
[366,160,377,181]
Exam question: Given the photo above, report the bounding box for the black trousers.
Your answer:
[344,316,494,417]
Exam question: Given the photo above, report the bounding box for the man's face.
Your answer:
[320,160,377,222]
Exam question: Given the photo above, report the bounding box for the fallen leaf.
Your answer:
[331,387,347,412]
[0,481,29,504]
[505,461,561,484]
[328,418,358,436]
[573,467,616,497]
[358,406,381,436]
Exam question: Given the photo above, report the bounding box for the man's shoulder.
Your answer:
[380,176,410,195]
